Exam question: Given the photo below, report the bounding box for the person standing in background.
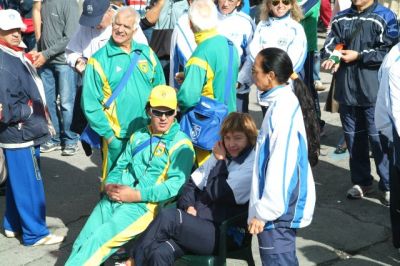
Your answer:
[31,0,80,156]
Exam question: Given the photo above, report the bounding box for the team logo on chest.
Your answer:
[154,142,166,156]
[138,60,149,73]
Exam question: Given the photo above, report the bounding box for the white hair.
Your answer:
[188,0,218,33]
[112,6,140,30]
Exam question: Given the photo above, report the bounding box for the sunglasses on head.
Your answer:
[150,108,175,118]
[271,0,291,6]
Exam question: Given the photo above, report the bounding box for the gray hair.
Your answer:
[112,6,140,30]
[188,0,218,33]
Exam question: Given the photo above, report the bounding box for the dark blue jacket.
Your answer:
[177,159,248,225]
[0,46,50,148]
[322,1,399,106]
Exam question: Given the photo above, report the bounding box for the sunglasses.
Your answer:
[271,0,291,6]
[150,108,175,118]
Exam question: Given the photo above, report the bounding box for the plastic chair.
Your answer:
[174,212,255,266]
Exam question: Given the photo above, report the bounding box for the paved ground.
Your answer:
[1,39,400,266]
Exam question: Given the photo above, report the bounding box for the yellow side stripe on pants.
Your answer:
[83,209,155,266]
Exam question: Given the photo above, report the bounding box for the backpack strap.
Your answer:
[132,136,161,157]
[223,40,234,105]
[104,50,142,109]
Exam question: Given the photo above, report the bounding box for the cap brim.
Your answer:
[79,14,103,27]
[0,23,27,32]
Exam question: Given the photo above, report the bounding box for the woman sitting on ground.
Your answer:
[125,112,258,265]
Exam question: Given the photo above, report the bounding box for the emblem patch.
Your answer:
[138,60,149,73]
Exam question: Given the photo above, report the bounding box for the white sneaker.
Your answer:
[4,230,18,238]
[314,80,326,91]
[32,234,65,246]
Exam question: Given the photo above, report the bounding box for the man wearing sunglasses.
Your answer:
[66,85,195,265]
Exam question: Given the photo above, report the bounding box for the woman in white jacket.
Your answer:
[238,0,307,114]
[248,47,318,265]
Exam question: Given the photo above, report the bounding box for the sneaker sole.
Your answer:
[40,146,62,153]
[61,151,77,156]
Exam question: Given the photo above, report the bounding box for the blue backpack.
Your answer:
[180,40,234,151]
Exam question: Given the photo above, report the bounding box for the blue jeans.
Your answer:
[339,104,390,191]
[39,64,78,145]
[313,51,321,81]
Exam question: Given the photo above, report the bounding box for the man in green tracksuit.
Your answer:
[82,7,165,187]
[177,0,239,165]
[66,85,195,266]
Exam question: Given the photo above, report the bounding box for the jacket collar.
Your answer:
[106,38,139,57]
[194,28,218,44]
[147,120,180,141]
[228,145,254,165]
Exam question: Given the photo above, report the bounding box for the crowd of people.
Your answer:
[0,0,400,265]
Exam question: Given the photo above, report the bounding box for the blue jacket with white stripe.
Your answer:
[322,0,399,106]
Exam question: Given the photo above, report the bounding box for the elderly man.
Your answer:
[66,0,149,75]
[177,0,240,165]
[66,85,195,266]
[65,0,148,138]
[82,6,165,187]
[0,9,63,246]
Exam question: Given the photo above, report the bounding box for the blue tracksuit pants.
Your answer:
[3,146,49,245]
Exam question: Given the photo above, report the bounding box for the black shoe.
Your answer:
[334,145,347,154]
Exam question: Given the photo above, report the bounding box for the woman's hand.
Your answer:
[212,140,226,160]
[248,217,265,235]
[186,206,197,216]
[105,184,141,203]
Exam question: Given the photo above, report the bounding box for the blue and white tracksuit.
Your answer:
[248,84,315,260]
[238,13,307,95]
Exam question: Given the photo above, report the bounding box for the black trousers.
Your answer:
[131,208,218,266]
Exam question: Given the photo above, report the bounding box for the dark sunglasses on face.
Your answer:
[271,0,291,6]
[150,108,175,118]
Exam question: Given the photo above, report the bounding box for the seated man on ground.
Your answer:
[126,112,257,265]
[65,85,195,266]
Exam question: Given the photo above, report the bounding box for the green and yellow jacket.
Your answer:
[177,28,239,113]
[106,121,195,202]
[82,39,165,140]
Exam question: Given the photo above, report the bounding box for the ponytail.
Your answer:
[292,78,320,167]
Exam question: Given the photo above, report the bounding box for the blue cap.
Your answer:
[79,0,110,27]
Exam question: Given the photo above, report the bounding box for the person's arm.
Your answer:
[36,1,79,63]
[65,26,87,71]
[177,56,207,112]
[141,0,165,29]
[177,178,199,212]
[81,58,115,141]
[287,25,308,73]
[389,61,400,134]
[149,48,166,85]
[32,0,41,42]
[0,72,32,125]
[137,140,195,202]
[105,137,135,186]
[356,13,399,67]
